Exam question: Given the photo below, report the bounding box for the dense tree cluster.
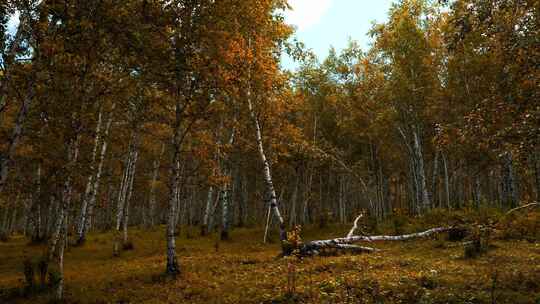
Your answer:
[0,0,538,300]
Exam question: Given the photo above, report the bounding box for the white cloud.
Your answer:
[285,0,332,31]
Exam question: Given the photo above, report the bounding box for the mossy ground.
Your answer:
[1,214,539,303]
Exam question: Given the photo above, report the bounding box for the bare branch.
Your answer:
[347,213,364,238]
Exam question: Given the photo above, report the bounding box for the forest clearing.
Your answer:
[1,209,539,304]
[1,0,539,302]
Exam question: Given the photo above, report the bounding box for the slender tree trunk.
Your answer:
[77,108,103,243]
[220,186,230,240]
[1,205,9,235]
[83,109,114,236]
[302,167,314,225]
[55,211,67,302]
[7,205,18,235]
[148,143,165,228]
[51,137,80,301]
[0,78,36,195]
[502,152,518,208]
[247,93,287,247]
[474,174,481,208]
[288,169,300,227]
[123,147,138,245]
[220,128,235,240]
[442,153,451,209]
[535,152,540,202]
[432,151,439,207]
[44,196,55,239]
[113,132,138,253]
[201,186,214,236]
[339,175,346,224]
[413,130,431,211]
[166,147,181,275]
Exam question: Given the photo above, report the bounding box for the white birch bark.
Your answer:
[201,186,214,235]
[76,107,103,242]
[432,151,440,208]
[502,152,518,208]
[123,147,138,244]
[0,9,38,195]
[0,85,35,195]
[220,128,235,240]
[51,136,80,301]
[300,227,451,256]
[413,130,431,210]
[113,131,138,253]
[83,108,115,235]
[442,152,451,209]
[166,148,181,275]
[247,93,286,244]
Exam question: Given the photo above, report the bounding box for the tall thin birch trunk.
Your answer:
[166,141,181,275]
[113,131,138,254]
[31,164,43,241]
[413,130,431,211]
[220,128,235,240]
[1,204,9,235]
[0,86,35,195]
[474,174,481,208]
[201,186,214,236]
[288,170,300,227]
[339,175,346,224]
[51,136,80,301]
[302,167,314,225]
[220,187,230,240]
[7,199,18,235]
[442,153,451,209]
[432,151,439,207]
[502,152,518,208]
[83,108,115,236]
[76,107,103,243]
[148,143,165,228]
[247,89,287,247]
[123,148,138,244]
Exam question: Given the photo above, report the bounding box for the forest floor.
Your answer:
[1,212,539,303]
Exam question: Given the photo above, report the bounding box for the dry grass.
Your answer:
[0,221,539,303]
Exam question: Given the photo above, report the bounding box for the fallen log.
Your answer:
[506,202,539,215]
[298,227,452,256]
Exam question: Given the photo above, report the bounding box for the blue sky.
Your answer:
[283,0,395,69]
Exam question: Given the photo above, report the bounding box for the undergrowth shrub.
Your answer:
[37,257,49,287]
[448,227,468,242]
[22,258,35,293]
[391,209,408,235]
[47,267,62,290]
[21,256,55,296]
[463,227,491,259]
[122,240,135,251]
